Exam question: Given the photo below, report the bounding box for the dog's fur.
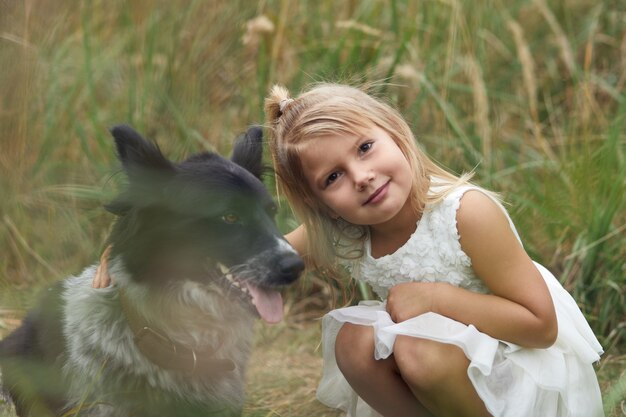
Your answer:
[0,125,303,417]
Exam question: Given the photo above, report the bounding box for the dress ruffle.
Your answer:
[316,262,603,417]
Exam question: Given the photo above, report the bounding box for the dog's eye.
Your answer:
[221,213,240,224]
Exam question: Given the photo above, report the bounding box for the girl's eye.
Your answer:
[221,213,240,224]
[358,141,373,154]
[325,171,341,187]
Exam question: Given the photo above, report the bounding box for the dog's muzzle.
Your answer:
[216,263,282,323]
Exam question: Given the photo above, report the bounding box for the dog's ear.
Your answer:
[231,126,264,180]
[110,124,175,179]
[105,125,175,216]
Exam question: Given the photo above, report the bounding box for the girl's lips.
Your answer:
[363,181,390,205]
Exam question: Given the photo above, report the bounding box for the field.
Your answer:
[0,0,624,415]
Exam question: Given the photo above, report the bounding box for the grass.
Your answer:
[243,322,342,417]
[0,0,624,415]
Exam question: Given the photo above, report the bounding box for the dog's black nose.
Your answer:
[277,255,305,279]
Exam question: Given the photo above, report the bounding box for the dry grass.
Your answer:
[462,55,491,165]
[243,321,342,417]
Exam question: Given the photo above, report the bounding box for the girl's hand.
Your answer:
[93,245,113,288]
[386,282,440,323]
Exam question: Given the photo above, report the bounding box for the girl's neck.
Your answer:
[369,200,422,258]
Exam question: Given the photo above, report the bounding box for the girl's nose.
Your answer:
[354,169,375,191]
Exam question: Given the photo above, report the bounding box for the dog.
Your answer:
[0,125,304,417]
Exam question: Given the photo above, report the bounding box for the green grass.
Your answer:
[0,0,624,415]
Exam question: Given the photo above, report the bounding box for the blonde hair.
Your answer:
[265,83,474,273]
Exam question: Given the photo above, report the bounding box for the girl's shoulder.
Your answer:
[425,179,523,244]
[427,177,497,204]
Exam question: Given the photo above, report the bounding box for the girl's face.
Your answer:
[300,125,414,230]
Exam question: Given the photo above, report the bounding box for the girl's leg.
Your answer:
[393,336,492,417]
[334,323,433,417]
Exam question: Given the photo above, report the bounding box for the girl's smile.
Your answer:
[300,125,416,232]
[362,180,390,206]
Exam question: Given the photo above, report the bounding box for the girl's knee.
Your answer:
[393,336,468,391]
[335,323,375,377]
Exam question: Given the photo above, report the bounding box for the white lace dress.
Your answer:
[316,186,604,417]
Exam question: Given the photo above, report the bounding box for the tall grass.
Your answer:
[1,0,624,414]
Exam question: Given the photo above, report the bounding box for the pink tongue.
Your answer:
[244,282,284,324]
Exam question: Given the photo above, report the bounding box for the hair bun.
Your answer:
[279,98,294,113]
[265,85,292,124]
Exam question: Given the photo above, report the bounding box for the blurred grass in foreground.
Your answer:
[0,0,624,415]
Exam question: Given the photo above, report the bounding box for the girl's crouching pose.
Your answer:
[264,83,603,417]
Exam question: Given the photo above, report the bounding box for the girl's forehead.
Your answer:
[298,135,353,171]
[298,129,363,157]
[298,125,388,168]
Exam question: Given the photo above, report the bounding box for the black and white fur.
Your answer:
[0,125,303,417]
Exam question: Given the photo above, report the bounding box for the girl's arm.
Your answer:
[285,224,308,258]
[386,190,558,349]
[93,245,113,288]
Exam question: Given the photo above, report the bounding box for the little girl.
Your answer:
[263,83,603,417]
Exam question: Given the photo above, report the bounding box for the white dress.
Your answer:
[316,185,604,417]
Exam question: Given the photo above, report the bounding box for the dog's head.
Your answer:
[105,125,303,323]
